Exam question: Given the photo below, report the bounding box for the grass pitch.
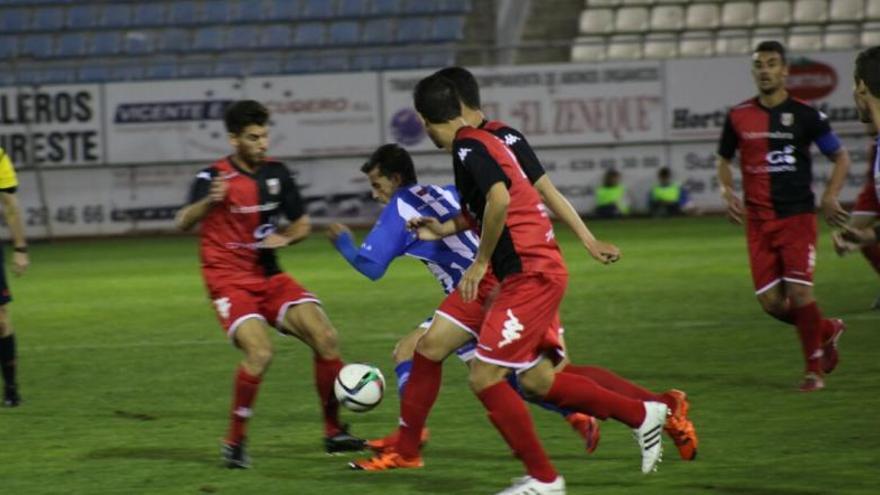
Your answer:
[0,217,877,495]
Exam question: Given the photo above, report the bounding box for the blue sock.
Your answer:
[395,360,413,398]
[506,373,573,418]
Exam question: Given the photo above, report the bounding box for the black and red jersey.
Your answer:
[452,126,566,281]
[187,156,304,288]
[480,120,547,185]
[717,96,842,220]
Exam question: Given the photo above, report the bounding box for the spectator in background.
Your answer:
[649,167,695,217]
[594,169,629,218]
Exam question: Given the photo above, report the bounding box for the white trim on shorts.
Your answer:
[474,350,544,372]
[782,277,813,287]
[755,278,783,295]
[434,310,478,338]
[227,314,267,340]
[851,210,878,217]
[274,297,321,329]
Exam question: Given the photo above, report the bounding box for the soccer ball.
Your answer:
[334,363,386,413]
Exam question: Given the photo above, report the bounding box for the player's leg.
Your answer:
[391,326,425,397]
[748,218,797,323]
[0,304,20,407]
[846,213,880,307]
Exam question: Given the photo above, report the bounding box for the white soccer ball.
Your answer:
[334,363,386,413]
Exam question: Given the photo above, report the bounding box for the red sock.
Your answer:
[225,366,262,446]
[862,244,880,276]
[791,302,824,373]
[544,372,646,428]
[563,364,676,412]
[397,352,442,459]
[478,381,558,483]
[314,355,344,437]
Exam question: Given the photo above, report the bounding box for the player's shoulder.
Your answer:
[788,97,827,120]
[455,127,501,154]
[729,98,759,115]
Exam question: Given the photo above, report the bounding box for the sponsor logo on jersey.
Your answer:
[253,223,276,240]
[266,178,280,195]
[743,131,794,140]
[781,113,793,127]
[503,133,521,146]
[765,145,797,167]
[457,147,471,161]
[498,309,524,348]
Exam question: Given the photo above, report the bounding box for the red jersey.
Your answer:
[452,126,566,280]
[717,96,842,220]
[187,157,305,289]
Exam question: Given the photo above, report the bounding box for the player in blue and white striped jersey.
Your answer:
[329,144,597,452]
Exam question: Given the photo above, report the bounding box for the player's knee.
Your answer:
[757,296,787,317]
[517,369,553,398]
[468,362,507,394]
[414,334,446,362]
[310,325,339,355]
[247,345,274,371]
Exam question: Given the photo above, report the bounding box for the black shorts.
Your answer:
[0,246,11,305]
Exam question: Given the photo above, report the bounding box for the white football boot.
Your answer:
[633,401,668,474]
[496,475,566,495]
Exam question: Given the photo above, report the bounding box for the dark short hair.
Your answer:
[224,100,269,135]
[856,46,880,98]
[361,144,417,185]
[413,74,462,124]
[658,167,671,179]
[435,66,481,109]
[754,40,787,65]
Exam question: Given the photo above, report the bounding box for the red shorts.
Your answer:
[746,213,817,294]
[852,173,879,216]
[207,273,320,338]
[435,272,565,369]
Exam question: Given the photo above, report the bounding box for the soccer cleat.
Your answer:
[633,401,667,474]
[565,413,600,455]
[221,441,250,469]
[348,450,423,471]
[365,427,430,453]
[325,426,367,454]
[2,386,20,408]
[799,372,825,392]
[496,475,566,495]
[821,319,845,375]
[662,389,698,461]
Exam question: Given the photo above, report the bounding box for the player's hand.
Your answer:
[459,259,488,303]
[722,190,744,225]
[585,239,620,264]
[11,252,28,276]
[837,224,877,246]
[407,216,446,240]
[209,178,228,204]
[326,223,351,243]
[820,194,849,227]
[831,230,859,256]
[259,233,291,249]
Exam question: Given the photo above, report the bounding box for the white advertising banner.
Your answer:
[0,84,103,167]
[381,61,666,152]
[666,50,862,142]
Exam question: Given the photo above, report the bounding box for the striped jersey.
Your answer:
[360,183,479,294]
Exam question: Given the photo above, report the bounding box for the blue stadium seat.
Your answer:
[0,36,17,59]
[146,60,177,79]
[67,4,98,28]
[285,54,318,73]
[159,28,191,53]
[266,0,302,21]
[318,53,350,72]
[32,7,64,31]
[396,17,431,42]
[133,3,166,27]
[20,35,53,59]
[90,31,122,56]
[193,27,225,51]
[215,60,247,77]
[12,69,41,86]
[292,22,325,46]
[79,65,111,83]
[371,0,400,15]
[169,1,199,25]
[438,0,471,13]
[0,9,28,32]
[328,21,359,45]
[338,0,368,17]
[351,52,384,71]
[100,4,131,28]
[362,18,393,44]
[260,24,292,48]
[124,32,153,55]
[420,49,454,67]
[401,0,435,14]
[112,64,146,81]
[42,67,75,84]
[0,72,14,87]
[385,52,420,69]
[226,25,259,49]
[178,61,214,79]
[201,0,232,23]
[433,16,464,41]
[251,58,282,75]
[236,0,267,22]
[56,32,86,57]
[303,0,333,18]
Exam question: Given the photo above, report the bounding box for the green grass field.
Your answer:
[0,217,877,495]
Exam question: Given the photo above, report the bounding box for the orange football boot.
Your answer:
[663,389,699,460]
[366,427,430,453]
[565,413,600,454]
[348,450,424,471]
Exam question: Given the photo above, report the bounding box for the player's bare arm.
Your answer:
[837,223,880,247]
[175,178,227,230]
[533,175,620,264]
[326,223,352,243]
[407,214,470,240]
[0,191,28,276]
[820,148,851,227]
[261,215,312,249]
[460,182,509,302]
[716,156,744,225]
